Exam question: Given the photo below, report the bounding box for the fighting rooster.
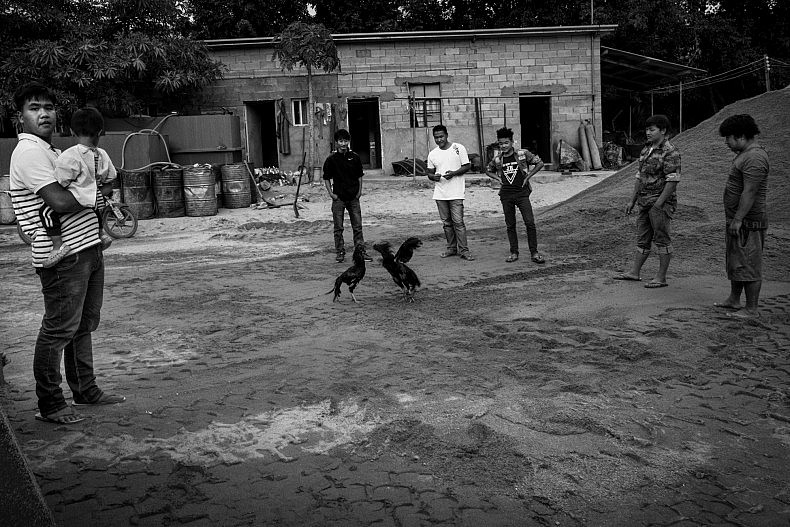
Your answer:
[327,243,367,303]
[372,238,422,302]
[394,236,423,263]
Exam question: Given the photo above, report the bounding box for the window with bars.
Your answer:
[408,83,442,128]
[292,99,308,126]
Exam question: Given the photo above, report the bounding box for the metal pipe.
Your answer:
[679,81,683,132]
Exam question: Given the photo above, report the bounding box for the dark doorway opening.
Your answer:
[244,101,279,169]
[347,98,381,169]
[519,95,551,165]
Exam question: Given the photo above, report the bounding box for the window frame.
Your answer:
[408,83,442,129]
[292,98,308,126]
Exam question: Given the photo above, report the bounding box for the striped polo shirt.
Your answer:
[10,133,100,268]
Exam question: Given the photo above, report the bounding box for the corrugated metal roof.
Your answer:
[204,25,618,49]
[601,46,706,92]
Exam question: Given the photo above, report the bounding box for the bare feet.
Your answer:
[727,309,760,319]
[613,273,641,281]
[713,300,742,310]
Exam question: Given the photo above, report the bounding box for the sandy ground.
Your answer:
[1,171,790,527]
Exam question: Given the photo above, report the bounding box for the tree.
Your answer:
[273,22,340,181]
[0,0,224,131]
[312,0,401,33]
[183,0,310,39]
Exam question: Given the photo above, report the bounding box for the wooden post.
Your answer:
[411,92,417,183]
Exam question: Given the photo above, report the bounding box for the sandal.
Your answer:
[72,393,126,406]
[42,244,73,269]
[530,253,545,264]
[505,253,519,262]
[35,408,86,425]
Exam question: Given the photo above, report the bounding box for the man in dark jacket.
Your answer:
[323,129,371,263]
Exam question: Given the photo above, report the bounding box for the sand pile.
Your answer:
[539,86,790,275]
[547,86,789,223]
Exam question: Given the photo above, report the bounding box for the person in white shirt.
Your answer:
[41,107,116,267]
[426,125,474,261]
[9,83,125,426]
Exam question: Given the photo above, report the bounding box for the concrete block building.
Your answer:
[202,25,617,174]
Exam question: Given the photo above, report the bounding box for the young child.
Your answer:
[40,107,116,267]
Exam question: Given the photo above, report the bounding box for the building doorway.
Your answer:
[348,98,381,169]
[519,95,551,165]
[244,101,279,169]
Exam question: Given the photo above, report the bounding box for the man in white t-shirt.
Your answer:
[426,125,474,260]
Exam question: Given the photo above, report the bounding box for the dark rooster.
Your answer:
[372,239,421,302]
[394,236,422,263]
[327,243,366,303]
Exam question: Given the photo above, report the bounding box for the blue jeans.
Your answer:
[435,199,469,255]
[34,245,104,415]
[332,198,364,255]
[501,193,537,255]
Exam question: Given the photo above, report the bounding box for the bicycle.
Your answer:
[15,193,137,245]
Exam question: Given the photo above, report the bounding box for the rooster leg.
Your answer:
[350,291,359,303]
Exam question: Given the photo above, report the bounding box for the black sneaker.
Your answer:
[362,252,373,262]
[336,253,346,263]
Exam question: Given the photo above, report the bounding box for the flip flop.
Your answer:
[644,281,668,288]
[72,393,126,406]
[613,274,641,281]
[35,409,86,425]
[713,302,741,310]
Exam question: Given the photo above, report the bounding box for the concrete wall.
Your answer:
[202,31,605,174]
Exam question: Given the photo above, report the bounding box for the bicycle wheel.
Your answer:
[17,222,32,245]
[103,206,138,238]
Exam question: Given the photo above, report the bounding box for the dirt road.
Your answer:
[2,175,789,526]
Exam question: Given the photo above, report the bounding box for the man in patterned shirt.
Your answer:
[9,83,124,425]
[616,114,681,288]
[486,127,546,264]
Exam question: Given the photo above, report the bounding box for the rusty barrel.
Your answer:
[182,165,218,217]
[0,174,15,224]
[119,169,154,220]
[152,167,185,218]
[220,162,253,209]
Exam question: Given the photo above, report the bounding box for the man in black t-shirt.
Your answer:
[323,129,371,263]
[486,127,546,263]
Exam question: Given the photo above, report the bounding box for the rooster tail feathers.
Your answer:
[395,236,422,263]
[402,236,422,249]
